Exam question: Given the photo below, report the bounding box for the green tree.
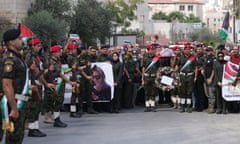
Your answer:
[70,0,112,45]
[167,11,185,22]
[28,0,71,20]
[151,11,201,23]
[105,0,144,28]
[152,11,168,20]
[188,28,224,46]
[185,14,201,23]
[24,10,68,46]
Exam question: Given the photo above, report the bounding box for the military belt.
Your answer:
[180,72,194,76]
[144,73,156,77]
[15,94,29,102]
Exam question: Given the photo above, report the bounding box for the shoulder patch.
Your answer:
[4,64,13,73]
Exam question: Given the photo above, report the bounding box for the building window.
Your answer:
[179,5,185,11]
[188,5,193,11]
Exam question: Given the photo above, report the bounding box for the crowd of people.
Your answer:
[0,28,240,144]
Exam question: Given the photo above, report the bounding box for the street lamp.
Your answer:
[140,14,145,48]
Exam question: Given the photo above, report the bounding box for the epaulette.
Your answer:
[9,52,14,58]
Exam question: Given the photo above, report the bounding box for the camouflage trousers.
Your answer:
[0,105,26,144]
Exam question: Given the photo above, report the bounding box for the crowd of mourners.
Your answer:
[1,29,240,144]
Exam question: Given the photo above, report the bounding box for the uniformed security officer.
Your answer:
[65,43,82,118]
[176,45,197,113]
[170,46,182,109]
[77,46,97,114]
[1,28,28,143]
[123,47,139,108]
[44,45,76,127]
[25,38,47,137]
[142,44,159,112]
[96,44,111,62]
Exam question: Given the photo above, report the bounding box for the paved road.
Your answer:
[19,106,240,144]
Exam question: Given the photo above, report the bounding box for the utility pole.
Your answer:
[233,0,236,43]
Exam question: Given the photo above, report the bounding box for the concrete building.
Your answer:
[148,0,205,21]
[0,0,35,24]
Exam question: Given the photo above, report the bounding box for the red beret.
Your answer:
[146,44,155,50]
[172,46,180,51]
[67,43,76,49]
[50,45,61,53]
[184,45,190,50]
[28,38,41,46]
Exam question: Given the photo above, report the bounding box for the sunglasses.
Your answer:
[92,75,101,80]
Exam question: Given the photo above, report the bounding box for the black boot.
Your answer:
[87,108,98,114]
[144,107,151,112]
[179,104,185,113]
[186,104,192,113]
[151,106,157,112]
[70,112,81,118]
[54,118,67,128]
[28,129,47,137]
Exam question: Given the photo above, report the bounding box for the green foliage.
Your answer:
[152,11,201,23]
[24,10,68,46]
[188,28,225,46]
[167,11,185,22]
[105,0,144,28]
[70,0,112,45]
[152,11,168,20]
[28,0,71,20]
[120,28,144,37]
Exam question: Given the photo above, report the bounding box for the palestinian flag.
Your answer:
[180,56,195,72]
[19,23,35,46]
[219,12,230,40]
[224,62,239,81]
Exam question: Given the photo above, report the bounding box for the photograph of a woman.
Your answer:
[91,65,112,101]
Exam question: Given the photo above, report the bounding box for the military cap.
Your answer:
[3,29,21,43]
[67,43,76,49]
[146,44,155,50]
[184,45,190,50]
[28,38,41,46]
[50,45,61,53]
[206,47,213,52]
[172,45,180,51]
[101,44,110,49]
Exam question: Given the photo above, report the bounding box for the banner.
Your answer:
[222,61,240,101]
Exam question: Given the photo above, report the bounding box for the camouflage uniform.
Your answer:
[25,51,47,137]
[177,54,196,113]
[44,56,67,127]
[142,54,159,111]
[77,54,96,113]
[156,66,180,108]
[66,54,82,117]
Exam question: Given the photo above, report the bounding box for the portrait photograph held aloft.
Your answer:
[91,62,114,102]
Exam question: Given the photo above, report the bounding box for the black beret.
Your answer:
[3,29,20,43]
[101,44,110,49]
